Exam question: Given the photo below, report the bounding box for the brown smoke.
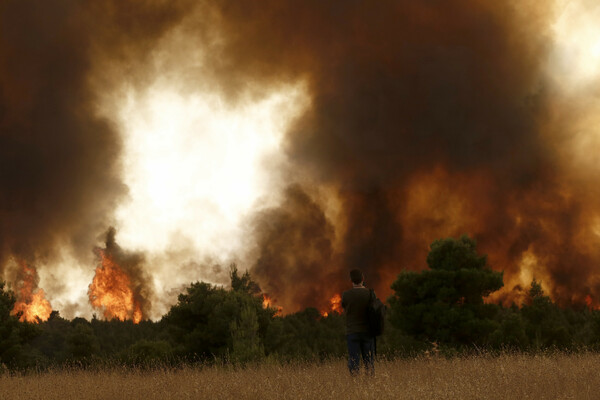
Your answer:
[251,185,338,312]
[195,0,599,310]
[3,0,599,317]
[0,1,187,301]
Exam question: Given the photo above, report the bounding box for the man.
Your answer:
[341,268,375,376]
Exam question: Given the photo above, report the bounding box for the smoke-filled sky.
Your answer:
[2,0,600,319]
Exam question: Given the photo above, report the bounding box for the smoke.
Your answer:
[251,185,337,312]
[198,0,600,309]
[0,1,187,309]
[2,0,600,316]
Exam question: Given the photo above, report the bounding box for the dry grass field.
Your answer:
[2,353,600,399]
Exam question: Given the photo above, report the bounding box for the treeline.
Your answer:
[2,236,600,370]
[0,267,346,370]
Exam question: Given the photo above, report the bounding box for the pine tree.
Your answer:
[230,303,264,363]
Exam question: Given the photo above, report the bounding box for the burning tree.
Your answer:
[87,228,150,324]
[321,294,343,317]
[10,262,52,323]
[88,249,143,323]
[0,281,42,368]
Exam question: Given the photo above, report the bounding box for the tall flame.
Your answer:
[10,262,52,323]
[88,249,142,323]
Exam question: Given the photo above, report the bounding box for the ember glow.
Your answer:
[262,294,273,309]
[262,294,282,316]
[321,294,343,317]
[88,249,143,324]
[330,294,342,314]
[585,294,594,309]
[10,262,52,323]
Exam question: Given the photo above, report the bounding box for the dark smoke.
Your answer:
[251,185,337,312]
[198,1,594,309]
[0,1,187,287]
[3,0,598,316]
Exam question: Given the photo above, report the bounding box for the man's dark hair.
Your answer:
[350,269,363,285]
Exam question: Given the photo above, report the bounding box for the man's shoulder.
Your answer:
[342,288,353,299]
[342,287,370,298]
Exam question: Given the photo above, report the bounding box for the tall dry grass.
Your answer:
[1,353,599,399]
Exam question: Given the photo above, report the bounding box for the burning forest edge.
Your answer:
[3,0,600,375]
[2,235,600,371]
[6,225,600,325]
[3,0,600,326]
[5,227,349,325]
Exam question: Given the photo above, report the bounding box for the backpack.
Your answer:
[367,289,386,336]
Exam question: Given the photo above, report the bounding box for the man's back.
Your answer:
[342,287,370,335]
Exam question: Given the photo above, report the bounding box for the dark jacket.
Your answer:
[341,287,371,335]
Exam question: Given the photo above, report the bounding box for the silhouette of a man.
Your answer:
[341,269,374,376]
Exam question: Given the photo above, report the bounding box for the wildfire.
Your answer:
[322,294,343,317]
[585,294,594,309]
[11,262,52,323]
[88,249,143,323]
[262,294,273,308]
[262,294,283,316]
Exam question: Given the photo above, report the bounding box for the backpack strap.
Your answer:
[369,289,377,356]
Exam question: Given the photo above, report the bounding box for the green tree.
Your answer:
[163,270,272,361]
[32,311,70,363]
[264,308,345,360]
[388,235,503,346]
[230,304,264,363]
[521,280,571,349]
[230,264,261,295]
[490,308,528,349]
[66,319,100,362]
[123,340,173,365]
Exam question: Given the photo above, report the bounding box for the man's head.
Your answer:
[350,269,363,285]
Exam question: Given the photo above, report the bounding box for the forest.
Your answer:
[2,235,600,371]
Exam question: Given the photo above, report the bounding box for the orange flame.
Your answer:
[262,294,273,308]
[262,294,283,316]
[88,249,142,323]
[321,293,343,317]
[11,262,52,323]
[330,293,342,313]
[585,294,594,309]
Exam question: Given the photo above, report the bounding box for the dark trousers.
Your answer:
[346,332,374,376]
